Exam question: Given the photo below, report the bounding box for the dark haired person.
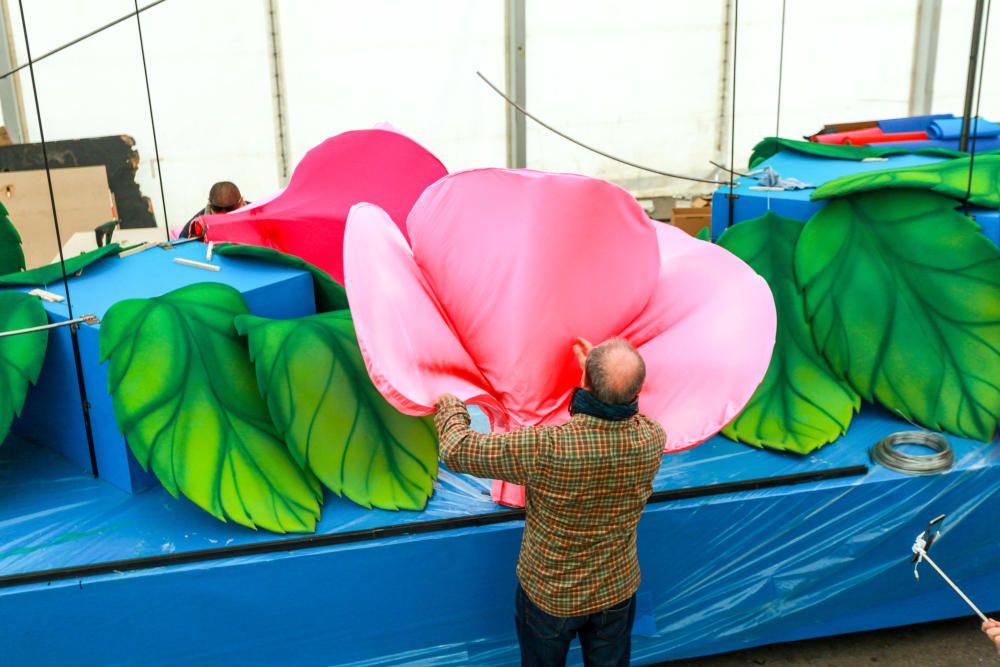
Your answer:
[435,337,665,667]
[179,181,246,239]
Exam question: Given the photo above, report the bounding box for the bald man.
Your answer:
[435,338,665,667]
[179,181,246,239]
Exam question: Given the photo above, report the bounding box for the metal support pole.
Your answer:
[265,0,291,186]
[504,0,526,169]
[918,551,988,622]
[0,0,25,142]
[715,0,735,169]
[0,314,99,338]
[909,0,942,117]
[960,0,987,152]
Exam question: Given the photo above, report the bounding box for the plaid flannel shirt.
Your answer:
[435,395,665,617]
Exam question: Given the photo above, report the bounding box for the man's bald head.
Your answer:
[584,338,646,405]
[207,181,243,212]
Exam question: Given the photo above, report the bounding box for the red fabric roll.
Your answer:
[813,127,884,145]
[846,130,930,145]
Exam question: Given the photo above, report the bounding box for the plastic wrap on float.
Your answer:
[1,405,998,666]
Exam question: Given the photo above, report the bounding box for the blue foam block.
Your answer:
[711,150,947,235]
[971,208,1000,246]
[9,243,316,492]
[714,150,1000,248]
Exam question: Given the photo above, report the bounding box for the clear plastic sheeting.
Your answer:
[1,407,998,665]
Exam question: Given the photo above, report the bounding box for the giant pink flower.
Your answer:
[345,168,776,506]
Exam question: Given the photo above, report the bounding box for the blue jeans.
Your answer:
[514,584,636,667]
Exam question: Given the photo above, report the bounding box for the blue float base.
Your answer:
[1,406,997,666]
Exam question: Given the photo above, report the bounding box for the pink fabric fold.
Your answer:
[344,203,507,428]
[205,129,447,284]
[621,224,777,452]
[344,168,777,507]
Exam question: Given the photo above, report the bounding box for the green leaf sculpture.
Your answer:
[717,213,860,453]
[0,292,48,446]
[748,136,964,169]
[99,282,322,532]
[235,310,439,511]
[214,244,348,312]
[812,154,1000,207]
[796,190,1000,441]
[0,203,25,275]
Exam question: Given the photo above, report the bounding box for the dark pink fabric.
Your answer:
[204,129,447,284]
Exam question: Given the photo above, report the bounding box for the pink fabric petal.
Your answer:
[407,169,661,426]
[622,223,776,452]
[344,203,506,425]
[205,129,447,284]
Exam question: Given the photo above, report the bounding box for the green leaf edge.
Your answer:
[235,310,439,512]
[716,212,861,454]
[0,291,49,446]
[215,243,349,313]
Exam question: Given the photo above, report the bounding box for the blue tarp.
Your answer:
[1,405,998,665]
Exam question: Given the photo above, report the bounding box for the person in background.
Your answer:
[434,337,665,667]
[179,181,246,238]
[984,618,1000,655]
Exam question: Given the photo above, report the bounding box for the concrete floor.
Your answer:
[656,613,1000,666]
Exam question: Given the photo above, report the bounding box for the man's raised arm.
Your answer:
[434,395,544,485]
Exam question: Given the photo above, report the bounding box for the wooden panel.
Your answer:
[1,166,114,269]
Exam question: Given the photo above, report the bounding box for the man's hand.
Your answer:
[435,394,460,410]
[984,618,1000,655]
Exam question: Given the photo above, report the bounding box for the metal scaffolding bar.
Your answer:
[505,0,526,169]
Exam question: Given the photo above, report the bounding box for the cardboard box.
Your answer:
[671,204,712,238]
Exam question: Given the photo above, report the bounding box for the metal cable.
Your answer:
[870,431,954,475]
[476,72,728,185]
[0,0,169,81]
[16,0,100,477]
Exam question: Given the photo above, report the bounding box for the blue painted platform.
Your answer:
[711,150,1000,247]
[6,243,315,493]
[1,404,997,666]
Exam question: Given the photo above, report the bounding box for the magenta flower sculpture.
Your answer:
[345,169,777,506]
[205,128,448,284]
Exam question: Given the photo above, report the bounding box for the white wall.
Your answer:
[3,0,999,229]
